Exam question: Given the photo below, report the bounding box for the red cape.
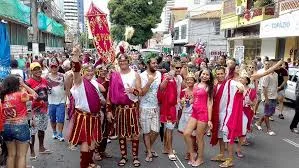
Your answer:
[210,81,226,146]
[226,91,244,144]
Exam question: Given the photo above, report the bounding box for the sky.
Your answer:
[84,0,109,14]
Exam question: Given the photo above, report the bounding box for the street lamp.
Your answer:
[148,1,153,5]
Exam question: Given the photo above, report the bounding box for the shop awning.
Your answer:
[191,10,221,20]
[0,0,65,37]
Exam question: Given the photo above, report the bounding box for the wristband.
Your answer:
[133,89,140,96]
[72,61,81,72]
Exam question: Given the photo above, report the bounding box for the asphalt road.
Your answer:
[30,103,299,168]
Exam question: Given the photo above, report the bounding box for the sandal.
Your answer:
[191,160,204,167]
[151,151,159,158]
[118,157,128,167]
[211,154,225,162]
[185,152,190,160]
[94,154,103,161]
[168,154,177,161]
[145,156,153,162]
[133,158,141,167]
[39,149,52,154]
[88,163,101,168]
[236,151,244,158]
[219,158,233,168]
[30,156,37,161]
[242,141,250,146]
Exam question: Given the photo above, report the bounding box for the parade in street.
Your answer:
[0,0,299,168]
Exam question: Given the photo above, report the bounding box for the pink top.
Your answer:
[191,84,208,122]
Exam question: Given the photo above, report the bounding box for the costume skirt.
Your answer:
[69,109,102,146]
[115,103,140,138]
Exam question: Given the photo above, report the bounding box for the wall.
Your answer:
[261,38,277,59]
[189,19,227,58]
[10,45,64,57]
[284,37,297,60]
[173,19,189,44]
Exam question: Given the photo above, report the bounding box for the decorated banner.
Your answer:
[0,22,11,80]
[86,2,115,63]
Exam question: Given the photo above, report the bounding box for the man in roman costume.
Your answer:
[68,46,105,168]
[106,47,142,167]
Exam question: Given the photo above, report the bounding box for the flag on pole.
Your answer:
[86,2,115,63]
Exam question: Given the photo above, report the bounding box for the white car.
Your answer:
[285,67,299,101]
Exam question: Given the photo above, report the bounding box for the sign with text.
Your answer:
[234,46,245,64]
[260,11,299,38]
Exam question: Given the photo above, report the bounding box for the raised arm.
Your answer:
[251,60,284,80]
[71,46,82,86]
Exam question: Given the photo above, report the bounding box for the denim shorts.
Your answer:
[49,103,65,123]
[2,123,30,142]
[263,99,277,116]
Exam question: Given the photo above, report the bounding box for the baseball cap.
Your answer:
[30,62,41,71]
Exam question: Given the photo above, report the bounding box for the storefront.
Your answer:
[227,25,261,61]
[260,10,299,61]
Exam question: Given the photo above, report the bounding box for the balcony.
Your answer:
[238,6,275,27]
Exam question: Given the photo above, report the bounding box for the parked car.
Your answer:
[285,67,299,102]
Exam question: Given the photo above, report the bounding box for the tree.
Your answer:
[111,25,125,42]
[108,0,166,45]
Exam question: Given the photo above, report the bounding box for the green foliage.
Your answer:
[108,0,166,45]
[111,25,125,42]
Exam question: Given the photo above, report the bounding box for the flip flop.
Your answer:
[39,149,52,154]
[168,154,177,161]
[29,156,37,161]
[145,156,153,162]
[151,151,159,158]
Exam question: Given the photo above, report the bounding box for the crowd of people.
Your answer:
[0,45,298,168]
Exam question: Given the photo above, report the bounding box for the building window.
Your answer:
[194,0,200,4]
[181,25,187,39]
[213,21,220,35]
[174,27,179,40]
[243,39,261,61]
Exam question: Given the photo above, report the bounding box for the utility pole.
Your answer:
[31,0,39,56]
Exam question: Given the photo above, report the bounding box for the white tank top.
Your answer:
[120,69,138,102]
[70,79,99,112]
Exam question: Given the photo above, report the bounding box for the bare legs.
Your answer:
[183,118,207,166]
[144,131,159,160]
[183,118,197,162]
[6,141,29,168]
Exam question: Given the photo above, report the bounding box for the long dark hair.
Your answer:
[0,75,20,102]
[198,69,214,99]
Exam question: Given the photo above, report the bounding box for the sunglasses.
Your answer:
[175,67,182,70]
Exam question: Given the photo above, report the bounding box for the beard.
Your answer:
[149,67,156,73]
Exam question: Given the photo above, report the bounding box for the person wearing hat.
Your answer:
[106,49,142,167]
[46,58,66,142]
[26,62,52,160]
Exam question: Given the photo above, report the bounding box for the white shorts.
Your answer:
[218,130,229,143]
[140,107,160,134]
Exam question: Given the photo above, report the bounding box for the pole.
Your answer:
[31,0,39,56]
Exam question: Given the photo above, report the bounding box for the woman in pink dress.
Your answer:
[183,69,214,166]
